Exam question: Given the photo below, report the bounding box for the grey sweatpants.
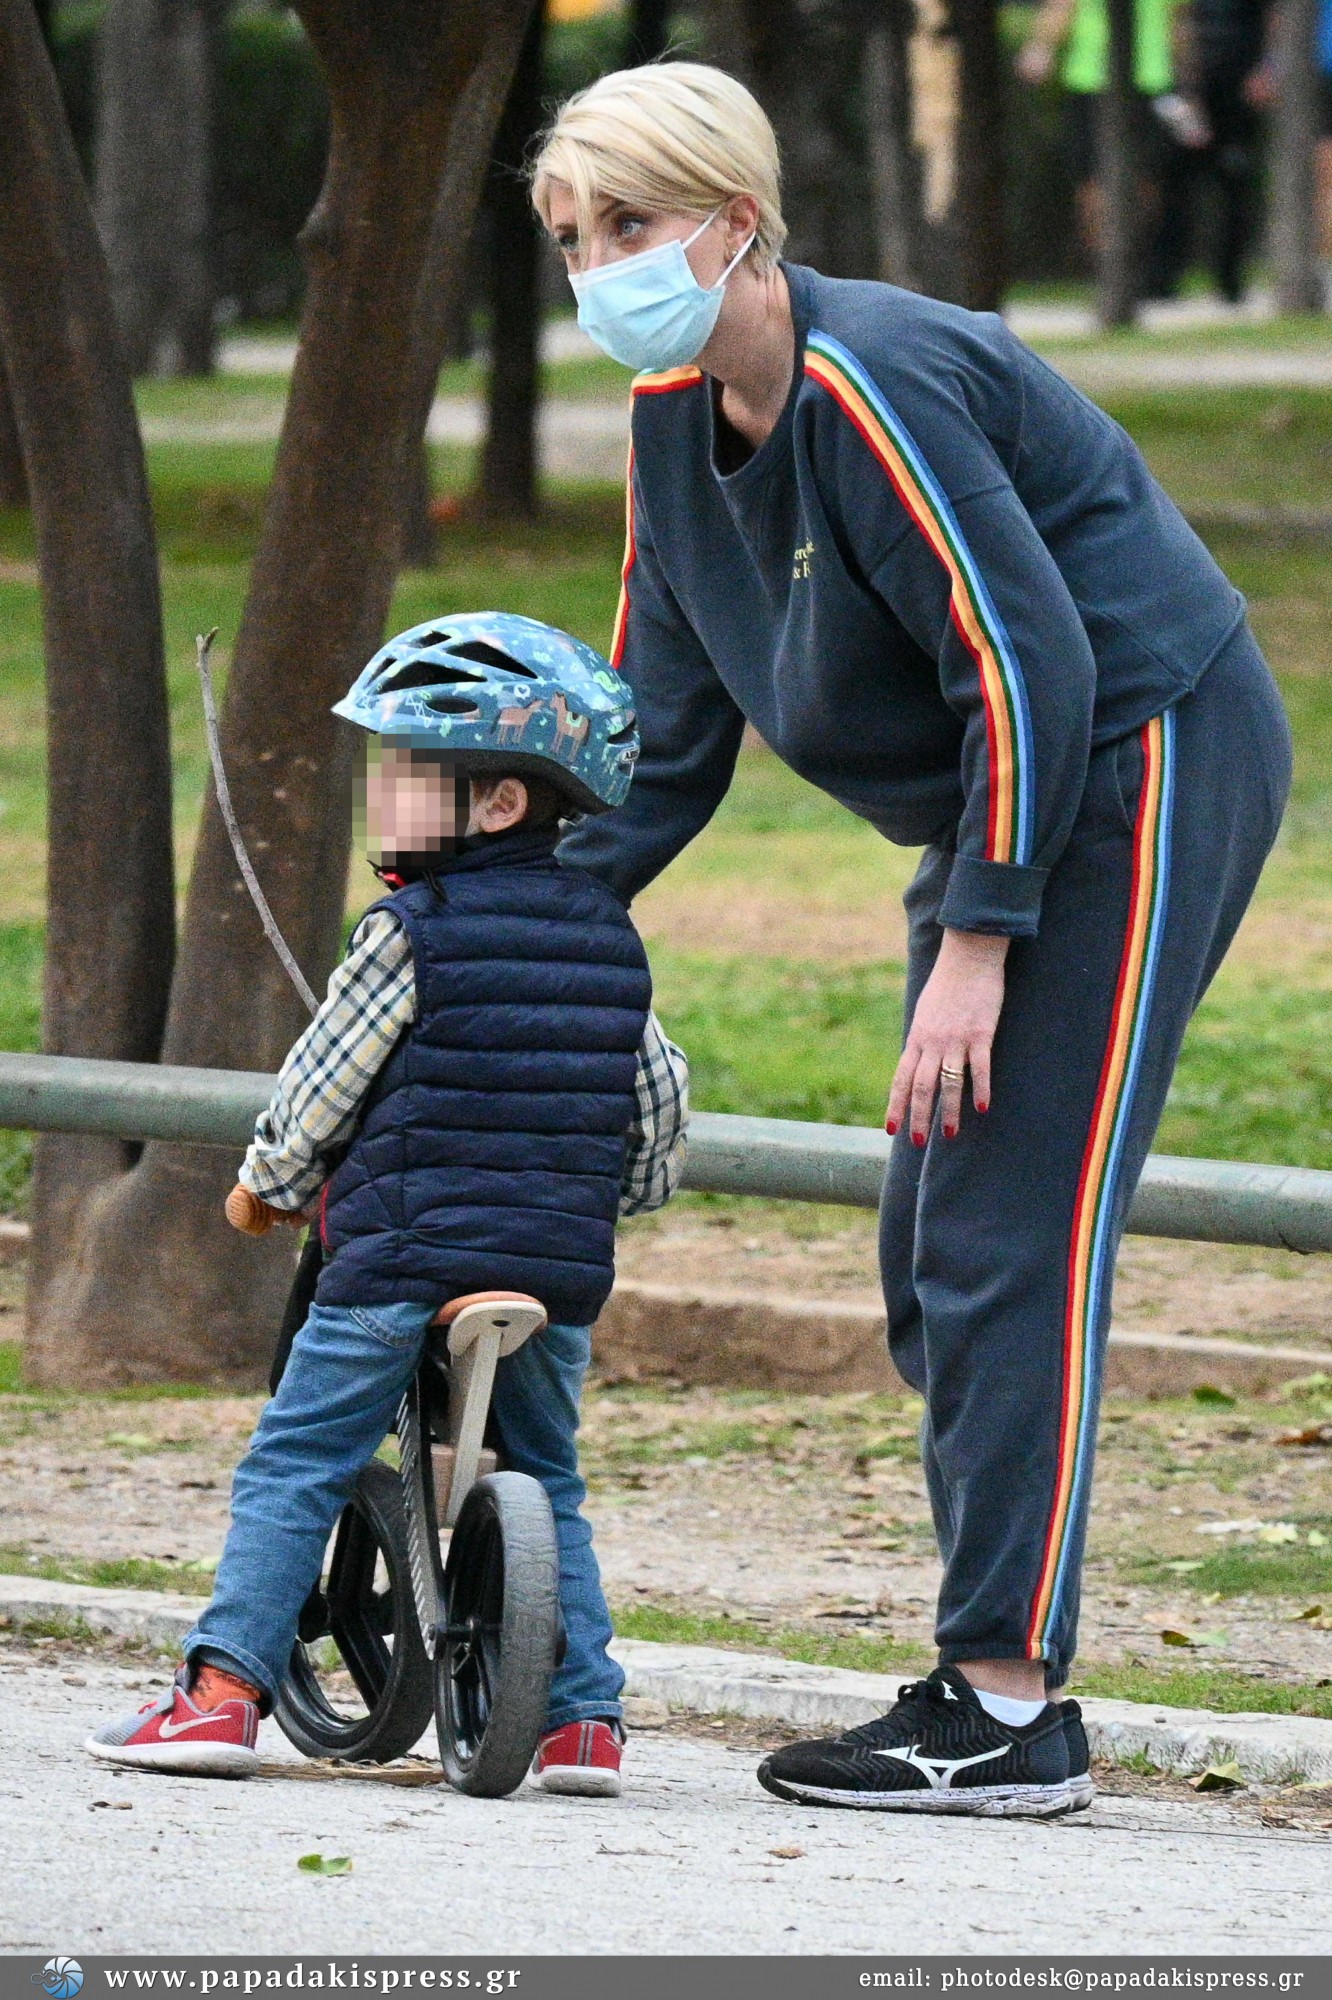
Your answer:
[880,625,1291,1685]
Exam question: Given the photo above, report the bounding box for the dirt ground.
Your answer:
[618,1204,1332,1353]
[2,1274,1329,1687]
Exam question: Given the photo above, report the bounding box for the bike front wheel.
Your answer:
[435,1471,560,1798]
[274,1459,434,1763]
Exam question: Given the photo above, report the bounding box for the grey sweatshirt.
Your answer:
[561,262,1245,936]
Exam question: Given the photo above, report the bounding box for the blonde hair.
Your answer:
[531,61,786,271]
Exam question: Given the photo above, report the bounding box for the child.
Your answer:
[87,613,688,1798]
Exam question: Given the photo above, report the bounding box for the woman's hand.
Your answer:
[886,929,1009,1145]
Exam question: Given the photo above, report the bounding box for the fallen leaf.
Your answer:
[1189,1760,1244,1792]
[104,1432,155,1449]
[89,1800,133,1811]
[1196,1519,1265,1537]
[1309,1529,1329,1548]
[260,1761,442,1787]
[1256,1522,1299,1545]
[297,1853,353,1876]
[1192,1386,1236,1407]
[1294,1605,1326,1622]
[1160,1628,1197,1647]
[768,1846,806,1859]
[1163,1559,1206,1574]
[1275,1426,1332,1449]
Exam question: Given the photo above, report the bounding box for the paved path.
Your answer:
[159,309,1332,489]
[4,1656,1328,1956]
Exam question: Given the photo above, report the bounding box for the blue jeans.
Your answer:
[184,1299,624,1732]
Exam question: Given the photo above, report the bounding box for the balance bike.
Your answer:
[271,1250,561,1798]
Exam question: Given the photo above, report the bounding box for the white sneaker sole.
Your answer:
[85,1734,258,1778]
[533,1765,622,1798]
[761,1774,1077,1819]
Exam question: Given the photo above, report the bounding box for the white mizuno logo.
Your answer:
[873,1741,1007,1790]
[157,1711,236,1739]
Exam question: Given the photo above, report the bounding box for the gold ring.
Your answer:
[940,1065,965,1082]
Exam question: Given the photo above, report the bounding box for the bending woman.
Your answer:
[539,61,1291,1818]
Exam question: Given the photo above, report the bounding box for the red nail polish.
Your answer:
[977,1101,990,1115]
[912,1132,925,1148]
[944,1124,957,1140]
[885,1119,899,1136]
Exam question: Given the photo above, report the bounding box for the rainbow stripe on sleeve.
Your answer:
[803,331,1035,867]
[1026,710,1175,1660]
[609,366,704,668]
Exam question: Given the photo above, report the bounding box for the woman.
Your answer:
[537,62,1290,1818]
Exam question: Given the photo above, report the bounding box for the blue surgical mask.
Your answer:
[569,211,757,372]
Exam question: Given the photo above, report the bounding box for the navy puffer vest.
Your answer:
[316,828,652,1326]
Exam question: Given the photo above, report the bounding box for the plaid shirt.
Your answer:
[241,907,689,1218]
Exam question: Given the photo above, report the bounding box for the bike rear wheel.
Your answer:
[274,1459,433,1763]
[435,1471,560,1798]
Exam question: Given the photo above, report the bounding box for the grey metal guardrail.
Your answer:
[0,1049,1330,1254]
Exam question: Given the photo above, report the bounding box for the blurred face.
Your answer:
[356,743,466,870]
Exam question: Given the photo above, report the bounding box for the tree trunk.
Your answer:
[476,3,545,522]
[1097,0,1139,327]
[1270,0,1322,314]
[739,0,877,278]
[0,358,27,511]
[94,0,218,376]
[0,0,177,1358]
[951,0,1007,309]
[26,0,536,1390]
[865,1,926,291]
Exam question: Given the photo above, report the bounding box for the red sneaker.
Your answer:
[531,1718,624,1797]
[85,1666,259,1777]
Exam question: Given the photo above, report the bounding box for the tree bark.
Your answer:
[26,0,536,1389]
[476,3,546,522]
[0,0,177,1362]
[1097,0,1139,326]
[1271,0,1322,314]
[739,0,877,278]
[0,358,27,511]
[951,0,1007,309]
[94,0,219,376]
[865,1,926,291]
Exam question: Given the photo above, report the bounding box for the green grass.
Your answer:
[0,1340,238,1400]
[611,1600,928,1676]
[1068,1659,1332,1722]
[1135,1532,1332,1600]
[1097,391,1332,519]
[612,1600,1332,1717]
[0,1545,216,1594]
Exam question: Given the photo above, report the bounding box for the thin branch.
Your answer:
[196,629,319,1017]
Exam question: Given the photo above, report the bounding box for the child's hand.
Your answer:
[225,1184,306,1236]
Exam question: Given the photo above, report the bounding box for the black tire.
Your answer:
[436,1471,560,1798]
[274,1459,434,1763]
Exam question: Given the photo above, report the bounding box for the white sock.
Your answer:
[972,1688,1048,1727]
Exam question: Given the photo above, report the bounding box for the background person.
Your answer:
[536,60,1291,1818]
[1016,0,1181,266]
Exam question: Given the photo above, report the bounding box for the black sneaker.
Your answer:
[756,1666,1075,1818]
[1060,1697,1094,1810]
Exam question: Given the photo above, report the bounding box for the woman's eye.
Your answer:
[614,214,647,240]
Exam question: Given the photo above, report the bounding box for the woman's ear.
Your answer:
[723,192,761,254]
[468,775,529,834]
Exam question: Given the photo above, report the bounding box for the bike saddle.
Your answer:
[432,1291,548,1357]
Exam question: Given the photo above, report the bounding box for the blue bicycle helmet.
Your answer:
[333,612,639,814]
